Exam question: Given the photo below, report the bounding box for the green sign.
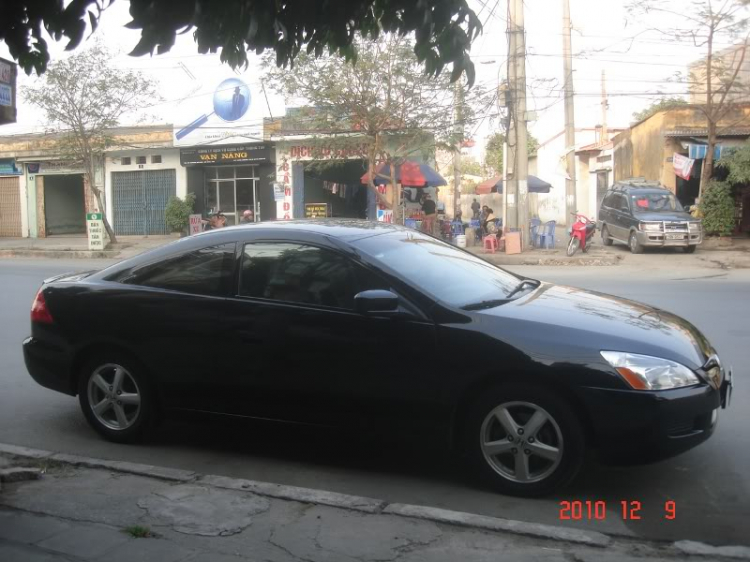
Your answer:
[86,213,102,221]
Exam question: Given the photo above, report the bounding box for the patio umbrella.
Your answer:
[475,175,553,194]
[360,160,447,187]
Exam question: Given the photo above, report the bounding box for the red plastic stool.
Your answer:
[483,235,498,253]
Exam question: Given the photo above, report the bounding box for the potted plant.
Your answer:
[165,193,197,237]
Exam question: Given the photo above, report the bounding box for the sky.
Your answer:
[0,0,740,155]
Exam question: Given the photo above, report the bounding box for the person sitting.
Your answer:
[482,207,496,236]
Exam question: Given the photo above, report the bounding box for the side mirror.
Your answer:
[353,290,400,314]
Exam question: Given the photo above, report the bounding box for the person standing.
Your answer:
[471,198,481,219]
[421,194,437,235]
[240,209,254,224]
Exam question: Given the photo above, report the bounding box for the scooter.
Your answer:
[566,212,596,256]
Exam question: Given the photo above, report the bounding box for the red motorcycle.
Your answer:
[566,213,596,256]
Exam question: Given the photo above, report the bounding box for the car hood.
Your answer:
[476,283,714,370]
[633,210,697,222]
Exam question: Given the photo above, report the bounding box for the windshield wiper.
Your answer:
[461,280,541,311]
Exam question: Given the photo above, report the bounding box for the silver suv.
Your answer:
[598,180,702,254]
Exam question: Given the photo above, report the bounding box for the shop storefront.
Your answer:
[181,143,276,224]
[0,158,24,237]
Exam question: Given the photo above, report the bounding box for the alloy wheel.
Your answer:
[87,363,142,431]
[480,401,563,484]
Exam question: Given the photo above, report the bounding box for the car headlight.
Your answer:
[688,222,701,231]
[639,222,662,232]
[600,351,700,390]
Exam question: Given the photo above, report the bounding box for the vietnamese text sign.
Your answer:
[189,214,203,235]
[304,203,330,218]
[377,209,394,223]
[0,84,11,107]
[180,144,273,166]
[86,213,107,251]
[0,58,15,125]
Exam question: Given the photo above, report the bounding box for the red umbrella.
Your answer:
[360,160,447,187]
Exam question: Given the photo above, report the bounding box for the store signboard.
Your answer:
[377,209,393,223]
[180,144,273,166]
[86,213,108,251]
[0,158,21,175]
[0,57,16,125]
[26,161,84,175]
[189,214,203,235]
[304,203,331,218]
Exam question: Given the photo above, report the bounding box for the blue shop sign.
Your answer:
[0,158,22,175]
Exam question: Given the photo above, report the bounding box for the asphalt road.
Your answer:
[0,258,747,546]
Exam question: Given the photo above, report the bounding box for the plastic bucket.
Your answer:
[455,234,467,248]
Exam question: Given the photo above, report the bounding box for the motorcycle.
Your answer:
[566,212,596,256]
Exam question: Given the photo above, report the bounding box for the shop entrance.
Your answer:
[205,166,258,225]
[303,160,369,219]
[676,160,702,208]
[43,174,86,235]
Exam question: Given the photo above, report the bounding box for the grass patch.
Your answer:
[124,525,154,539]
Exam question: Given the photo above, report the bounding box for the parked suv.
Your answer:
[598,179,702,254]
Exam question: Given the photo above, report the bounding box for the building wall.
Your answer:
[104,148,185,228]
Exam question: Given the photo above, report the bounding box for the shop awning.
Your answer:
[475,175,552,195]
[360,160,447,187]
[687,144,724,160]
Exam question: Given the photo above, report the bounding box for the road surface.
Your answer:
[0,258,747,546]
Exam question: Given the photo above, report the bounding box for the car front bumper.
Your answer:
[23,336,76,396]
[635,230,702,247]
[578,375,730,463]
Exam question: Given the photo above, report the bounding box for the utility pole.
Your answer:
[453,80,463,218]
[563,0,577,224]
[600,70,608,142]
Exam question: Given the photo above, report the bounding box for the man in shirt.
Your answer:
[421,194,437,235]
[471,198,481,219]
[240,209,254,224]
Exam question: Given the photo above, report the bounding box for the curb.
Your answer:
[0,442,609,549]
[3,442,749,558]
[0,250,120,260]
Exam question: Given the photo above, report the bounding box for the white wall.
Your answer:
[19,173,28,237]
[104,148,185,227]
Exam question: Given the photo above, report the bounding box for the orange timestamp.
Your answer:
[559,500,677,520]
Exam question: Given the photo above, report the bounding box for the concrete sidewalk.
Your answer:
[0,235,179,260]
[1,445,748,562]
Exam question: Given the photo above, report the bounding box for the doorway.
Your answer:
[303,160,369,219]
[205,166,259,225]
[43,174,86,235]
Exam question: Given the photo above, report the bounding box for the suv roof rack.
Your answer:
[612,178,665,191]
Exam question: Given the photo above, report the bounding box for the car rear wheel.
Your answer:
[629,231,644,254]
[464,385,585,497]
[78,353,155,443]
[601,224,613,246]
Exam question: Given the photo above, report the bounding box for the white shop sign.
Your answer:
[86,213,108,251]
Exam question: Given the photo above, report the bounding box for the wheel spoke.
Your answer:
[523,410,548,438]
[483,439,515,456]
[93,398,112,416]
[494,407,520,437]
[112,368,125,393]
[113,404,128,428]
[514,452,531,481]
[528,441,560,461]
[91,374,109,394]
[119,393,140,406]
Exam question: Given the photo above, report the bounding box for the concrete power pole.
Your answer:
[563,0,577,224]
[514,0,529,249]
[601,70,608,142]
[453,80,463,218]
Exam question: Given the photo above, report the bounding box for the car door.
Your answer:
[215,239,439,429]
[598,191,614,233]
[105,242,237,411]
[610,193,628,240]
[618,193,635,237]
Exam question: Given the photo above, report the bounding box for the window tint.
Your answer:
[615,194,629,211]
[240,242,385,309]
[602,192,614,208]
[118,243,236,296]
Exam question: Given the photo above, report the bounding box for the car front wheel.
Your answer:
[629,231,644,254]
[78,353,155,443]
[464,385,585,497]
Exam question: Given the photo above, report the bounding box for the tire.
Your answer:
[601,225,613,246]
[629,231,644,254]
[463,384,585,497]
[684,245,697,254]
[78,352,156,443]
[566,236,580,257]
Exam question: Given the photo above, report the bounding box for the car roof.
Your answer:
[191,219,408,241]
[611,179,670,193]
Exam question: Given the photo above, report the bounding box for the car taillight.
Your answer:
[31,289,54,324]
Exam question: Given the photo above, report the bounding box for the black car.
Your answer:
[598,179,703,254]
[23,220,732,497]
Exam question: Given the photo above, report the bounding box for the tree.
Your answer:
[462,160,482,176]
[484,131,538,176]
[2,0,481,84]
[262,34,492,216]
[631,97,689,122]
[628,0,750,197]
[700,180,736,235]
[25,41,159,243]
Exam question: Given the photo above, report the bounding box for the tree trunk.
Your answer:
[389,162,402,224]
[699,119,717,199]
[92,186,118,244]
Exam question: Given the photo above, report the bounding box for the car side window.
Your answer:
[240,242,386,310]
[117,243,236,297]
[602,193,614,208]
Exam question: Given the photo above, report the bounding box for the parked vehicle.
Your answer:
[598,179,702,254]
[23,220,731,497]
[566,212,596,256]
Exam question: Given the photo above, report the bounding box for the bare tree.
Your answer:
[25,41,159,243]
[628,0,750,195]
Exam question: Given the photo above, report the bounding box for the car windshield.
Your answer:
[351,230,521,308]
[632,192,682,212]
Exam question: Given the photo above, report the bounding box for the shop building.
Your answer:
[0,158,25,237]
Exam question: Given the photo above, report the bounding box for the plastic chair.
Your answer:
[451,221,465,236]
[537,220,556,249]
[404,218,417,229]
[483,235,499,253]
[529,218,542,248]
